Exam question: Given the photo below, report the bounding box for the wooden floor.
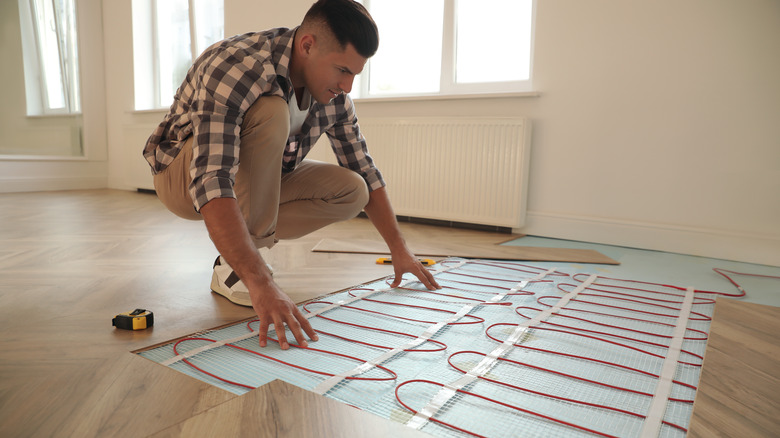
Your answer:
[0,189,777,437]
[688,298,780,437]
[0,189,518,437]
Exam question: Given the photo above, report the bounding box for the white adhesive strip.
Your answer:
[306,260,469,319]
[163,260,469,372]
[524,274,596,326]
[160,331,256,366]
[414,386,457,425]
[640,286,695,438]
[303,287,386,320]
[311,260,471,395]
[312,302,479,395]
[406,269,578,431]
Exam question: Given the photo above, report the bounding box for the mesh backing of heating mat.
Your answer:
[138,258,716,438]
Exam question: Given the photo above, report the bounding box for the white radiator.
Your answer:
[359,117,532,229]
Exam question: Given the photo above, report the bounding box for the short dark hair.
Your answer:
[303,0,379,58]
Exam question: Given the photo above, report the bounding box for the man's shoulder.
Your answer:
[194,27,294,77]
[219,27,292,51]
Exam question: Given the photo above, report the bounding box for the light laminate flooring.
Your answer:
[1,189,777,437]
[0,189,514,437]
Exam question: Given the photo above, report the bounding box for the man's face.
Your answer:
[303,41,367,104]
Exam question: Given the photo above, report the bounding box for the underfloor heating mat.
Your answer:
[138,258,742,438]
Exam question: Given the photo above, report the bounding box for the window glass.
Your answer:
[155,0,192,107]
[25,0,80,113]
[34,0,66,108]
[368,0,444,95]
[192,0,224,55]
[455,0,532,84]
[133,0,224,110]
[358,0,534,98]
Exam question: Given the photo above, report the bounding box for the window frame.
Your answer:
[354,0,536,100]
[132,0,224,111]
[18,0,82,116]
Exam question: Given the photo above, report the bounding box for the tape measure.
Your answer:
[112,308,154,330]
[376,258,436,266]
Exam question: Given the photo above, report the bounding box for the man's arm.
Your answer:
[363,187,441,290]
[199,197,318,349]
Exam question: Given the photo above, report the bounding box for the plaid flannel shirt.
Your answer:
[142,27,384,212]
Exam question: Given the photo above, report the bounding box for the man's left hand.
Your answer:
[388,249,441,290]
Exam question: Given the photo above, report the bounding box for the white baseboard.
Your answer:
[518,211,780,267]
[0,176,107,193]
[0,159,108,193]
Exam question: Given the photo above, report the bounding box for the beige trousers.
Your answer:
[153,95,369,249]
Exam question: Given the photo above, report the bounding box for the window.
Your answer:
[355,0,535,99]
[18,0,81,115]
[132,0,224,110]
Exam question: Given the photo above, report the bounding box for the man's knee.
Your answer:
[241,95,289,148]
[153,136,202,221]
[341,170,370,216]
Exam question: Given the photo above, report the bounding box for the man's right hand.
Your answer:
[249,277,318,350]
[200,197,318,350]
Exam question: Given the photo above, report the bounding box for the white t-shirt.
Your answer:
[289,88,311,136]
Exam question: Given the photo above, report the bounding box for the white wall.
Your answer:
[518,0,780,266]
[102,0,160,192]
[0,0,108,192]
[0,1,82,157]
[100,0,780,266]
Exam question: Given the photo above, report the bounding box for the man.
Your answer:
[143,0,440,350]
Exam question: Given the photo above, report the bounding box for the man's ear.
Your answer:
[299,33,315,56]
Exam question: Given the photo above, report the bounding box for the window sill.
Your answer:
[25,113,82,119]
[127,92,541,113]
[0,154,87,161]
[130,108,169,115]
[353,91,541,103]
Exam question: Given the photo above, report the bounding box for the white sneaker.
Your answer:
[210,255,273,307]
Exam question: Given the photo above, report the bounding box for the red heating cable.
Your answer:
[395,379,620,438]
[521,301,710,341]
[172,335,397,391]
[543,288,713,321]
[447,350,690,430]
[487,321,703,367]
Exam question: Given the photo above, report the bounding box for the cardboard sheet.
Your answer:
[312,238,619,265]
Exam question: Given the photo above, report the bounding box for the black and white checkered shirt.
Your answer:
[142,27,384,212]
